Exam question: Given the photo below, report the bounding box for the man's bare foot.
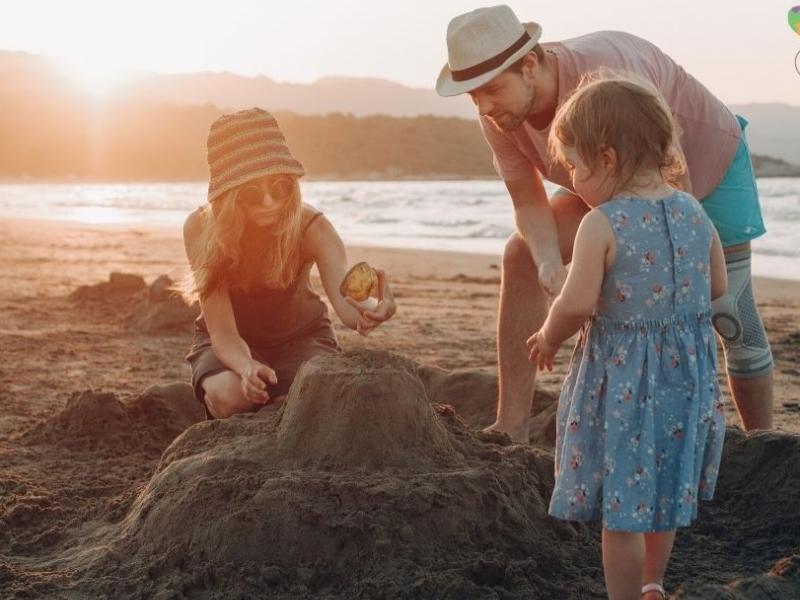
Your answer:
[482,421,529,444]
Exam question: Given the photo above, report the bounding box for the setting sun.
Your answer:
[55,57,133,96]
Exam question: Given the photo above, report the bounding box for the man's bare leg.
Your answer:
[486,192,587,442]
[729,373,773,430]
[486,233,548,442]
[720,242,774,431]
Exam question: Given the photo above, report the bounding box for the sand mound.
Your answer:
[418,365,558,446]
[69,273,199,333]
[66,351,600,598]
[417,366,499,427]
[125,275,199,333]
[69,272,146,303]
[22,384,205,454]
[277,351,461,470]
[9,352,800,598]
[677,553,800,600]
[665,428,800,598]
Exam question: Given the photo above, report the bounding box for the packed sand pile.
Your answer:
[21,383,205,454]
[276,352,461,470]
[42,351,603,599]
[418,365,559,446]
[670,428,800,599]
[125,274,200,333]
[3,384,205,581]
[69,271,147,303]
[70,272,199,333]
[3,351,799,599]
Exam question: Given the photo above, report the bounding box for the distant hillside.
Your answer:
[126,72,477,119]
[0,50,798,181]
[751,154,800,177]
[0,94,496,181]
[124,67,800,166]
[729,104,800,165]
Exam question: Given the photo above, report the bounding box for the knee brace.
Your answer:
[711,249,773,378]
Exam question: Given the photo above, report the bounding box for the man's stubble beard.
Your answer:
[495,82,537,131]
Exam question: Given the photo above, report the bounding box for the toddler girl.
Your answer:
[527,73,727,600]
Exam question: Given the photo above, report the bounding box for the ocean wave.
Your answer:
[465,224,515,239]
[418,219,482,227]
[2,179,799,280]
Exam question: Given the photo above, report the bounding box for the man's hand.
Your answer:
[346,269,397,336]
[526,329,560,372]
[538,260,567,298]
[239,360,278,404]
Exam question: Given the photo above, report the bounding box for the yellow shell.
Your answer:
[340,262,378,301]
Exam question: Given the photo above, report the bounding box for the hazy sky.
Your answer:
[2,0,799,104]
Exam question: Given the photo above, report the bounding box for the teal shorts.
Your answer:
[698,115,767,248]
[552,114,766,248]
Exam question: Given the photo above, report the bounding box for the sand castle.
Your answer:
[90,353,588,593]
[5,349,800,598]
[31,350,590,598]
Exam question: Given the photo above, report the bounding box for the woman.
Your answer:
[184,108,396,419]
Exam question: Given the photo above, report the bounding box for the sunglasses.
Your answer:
[237,177,295,207]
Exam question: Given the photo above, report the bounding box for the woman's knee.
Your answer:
[202,371,251,418]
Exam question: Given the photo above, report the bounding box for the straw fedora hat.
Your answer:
[436,5,542,97]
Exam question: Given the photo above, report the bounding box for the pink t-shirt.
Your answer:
[480,31,741,200]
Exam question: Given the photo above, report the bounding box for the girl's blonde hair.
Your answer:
[548,70,687,195]
[184,178,304,301]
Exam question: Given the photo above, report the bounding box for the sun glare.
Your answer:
[56,58,131,97]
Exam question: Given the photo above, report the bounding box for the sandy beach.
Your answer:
[1,216,799,598]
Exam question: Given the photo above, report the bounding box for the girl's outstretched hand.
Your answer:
[346,269,397,336]
[526,329,559,372]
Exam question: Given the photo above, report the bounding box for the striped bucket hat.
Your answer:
[206,108,305,203]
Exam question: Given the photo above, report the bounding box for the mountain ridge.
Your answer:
[1,50,798,179]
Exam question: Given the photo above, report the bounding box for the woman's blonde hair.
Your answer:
[548,70,687,195]
[184,178,304,301]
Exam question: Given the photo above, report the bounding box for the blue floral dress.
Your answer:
[548,191,726,532]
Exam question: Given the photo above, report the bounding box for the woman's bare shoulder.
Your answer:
[300,204,336,261]
[183,206,206,241]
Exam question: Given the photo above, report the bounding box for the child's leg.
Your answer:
[602,528,645,600]
[642,531,676,597]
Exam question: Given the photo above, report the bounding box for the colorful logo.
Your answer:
[792,6,800,76]
[790,6,800,35]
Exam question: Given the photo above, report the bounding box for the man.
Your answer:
[436,5,773,443]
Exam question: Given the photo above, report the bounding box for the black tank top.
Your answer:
[195,208,330,348]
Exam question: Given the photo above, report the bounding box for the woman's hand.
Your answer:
[526,329,560,372]
[308,216,397,336]
[346,269,397,336]
[239,359,278,404]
